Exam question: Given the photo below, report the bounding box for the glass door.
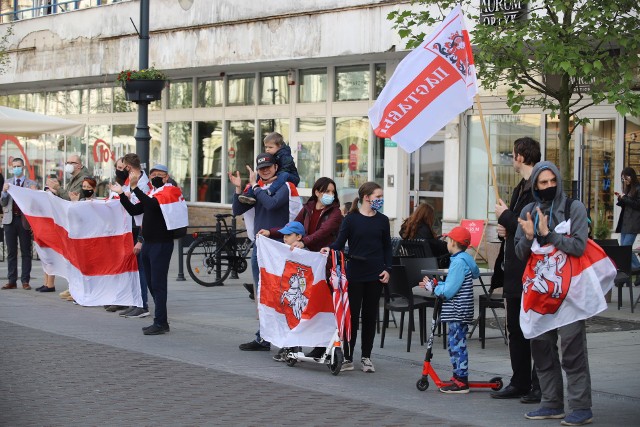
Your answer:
[409,140,444,234]
[290,134,323,198]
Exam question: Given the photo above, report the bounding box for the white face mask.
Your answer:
[64,163,75,174]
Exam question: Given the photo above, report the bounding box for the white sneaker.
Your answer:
[341,360,354,372]
[361,357,375,373]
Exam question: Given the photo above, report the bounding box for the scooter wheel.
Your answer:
[489,376,503,391]
[286,357,297,367]
[416,379,429,391]
[329,348,344,375]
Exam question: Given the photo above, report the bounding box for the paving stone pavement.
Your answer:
[0,321,464,427]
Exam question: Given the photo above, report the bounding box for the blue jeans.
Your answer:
[140,241,174,327]
[620,234,640,269]
[447,321,469,379]
[251,246,269,346]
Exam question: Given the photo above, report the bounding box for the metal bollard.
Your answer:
[176,236,186,281]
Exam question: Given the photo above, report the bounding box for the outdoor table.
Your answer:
[420,267,508,345]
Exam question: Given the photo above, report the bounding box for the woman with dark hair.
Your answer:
[261,177,343,251]
[615,167,640,270]
[399,202,437,240]
[321,181,392,373]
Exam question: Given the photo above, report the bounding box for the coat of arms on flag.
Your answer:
[520,228,616,339]
[368,5,477,153]
[256,235,336,348]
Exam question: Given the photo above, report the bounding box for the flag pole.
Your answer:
[474,93,500,202]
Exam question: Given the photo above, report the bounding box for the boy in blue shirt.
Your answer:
[421,226,480,393]
[239,132,300,204]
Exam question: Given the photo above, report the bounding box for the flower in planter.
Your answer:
[116,67,167,86]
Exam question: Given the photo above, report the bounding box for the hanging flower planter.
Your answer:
[116,68,167,103]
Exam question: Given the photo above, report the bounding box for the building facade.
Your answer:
[0,0,637,238]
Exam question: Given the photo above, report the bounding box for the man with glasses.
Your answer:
[46,154,91,200]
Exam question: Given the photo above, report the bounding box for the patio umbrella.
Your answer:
[0,106,85,137]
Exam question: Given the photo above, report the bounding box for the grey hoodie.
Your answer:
[514,161,588,261]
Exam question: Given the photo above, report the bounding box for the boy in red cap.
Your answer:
[421,225,480,393]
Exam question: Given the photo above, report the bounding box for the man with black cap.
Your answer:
[229,152,298,351]
[111,164,182,335]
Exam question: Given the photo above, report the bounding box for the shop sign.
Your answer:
[384,139,397,147]
[480,0,527,26]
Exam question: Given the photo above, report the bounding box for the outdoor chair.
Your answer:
[601,244,635,313]
[380,265,430,352]
[478,291,506,349]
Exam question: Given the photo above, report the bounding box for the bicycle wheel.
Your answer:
[186,237,233,286]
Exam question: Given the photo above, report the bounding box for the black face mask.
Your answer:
[151,177,165,188]
[115,168,129,181]
[82,189,94,198]
[537,186,557,202]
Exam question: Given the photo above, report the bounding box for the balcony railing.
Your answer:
[0,0,128,23]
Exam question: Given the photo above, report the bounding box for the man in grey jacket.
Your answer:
[514,161,593,426]
[46,154,91,200]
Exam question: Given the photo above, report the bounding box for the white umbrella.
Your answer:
[0,106,85,137]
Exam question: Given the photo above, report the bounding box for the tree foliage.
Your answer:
[388,1,640,183]
[0,24,13,75]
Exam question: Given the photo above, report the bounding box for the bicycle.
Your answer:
[186,214,254,287]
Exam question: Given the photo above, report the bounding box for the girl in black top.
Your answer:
[322,182,392,373]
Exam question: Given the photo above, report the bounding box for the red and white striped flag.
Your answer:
[520,236,616,339]
[109,172,152,226]
[8,186,142,307]
[256,235,336,347]
[368,5,477,153]
[149,183,189,230]
[330,250,351,342]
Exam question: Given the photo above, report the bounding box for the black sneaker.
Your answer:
[239,340,270,351]
[125,307,150,318]
[106,305,127,312]
[440,376,470,394]
[143,324,170,335]
[238,195,256,205]
[119,307,135,317]
[520,388,542,404]
[273,348,288,362]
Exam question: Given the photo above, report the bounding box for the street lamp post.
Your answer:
[134,0,151,171]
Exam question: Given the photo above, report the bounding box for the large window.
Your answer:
[197,78,224,107]
[168,122,193,201]
[169,80,193,109]
[260,73,290,105]
[466,114,541,220]
[196,121,223,203]
[227,75,255,106]
[227,120,255,203]
[88,88,112,114]
[298,68,327,103]
[334,117,369,201]
[258,119,290,147]
[335,65,369,102]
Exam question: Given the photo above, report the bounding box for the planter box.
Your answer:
[123,80,165,102]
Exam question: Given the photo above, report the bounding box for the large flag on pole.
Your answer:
[368,5,477,153]
[257,235,336,347]
[8,186,142,307]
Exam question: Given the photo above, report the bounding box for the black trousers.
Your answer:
[5,216,32,285]
[506,296,539,391]
[344,280,383,360]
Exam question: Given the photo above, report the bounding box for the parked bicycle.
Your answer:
[186,214,253,287]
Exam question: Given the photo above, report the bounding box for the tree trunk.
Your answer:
[558,74,572,196]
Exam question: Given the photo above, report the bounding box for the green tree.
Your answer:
[389,1,640,184]
[0,24,13,75]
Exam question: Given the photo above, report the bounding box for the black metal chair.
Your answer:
[398,257,447,348]
[478,291,506,349]
[380,265,430,352]
[601,244,634,313]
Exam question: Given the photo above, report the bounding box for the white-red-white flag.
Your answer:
[149,183,189,230]
[8,186,142,307]
[520,224,616,339]
[256,235,336,347]
[369,5,477,153]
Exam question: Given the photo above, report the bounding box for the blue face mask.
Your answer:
[320,193,334,206]
[370,198,384,211]
[13,166,23,177]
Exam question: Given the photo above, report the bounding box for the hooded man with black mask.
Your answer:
[514,161,593,426]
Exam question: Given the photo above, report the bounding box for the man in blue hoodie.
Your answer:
[514,161,593,426]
